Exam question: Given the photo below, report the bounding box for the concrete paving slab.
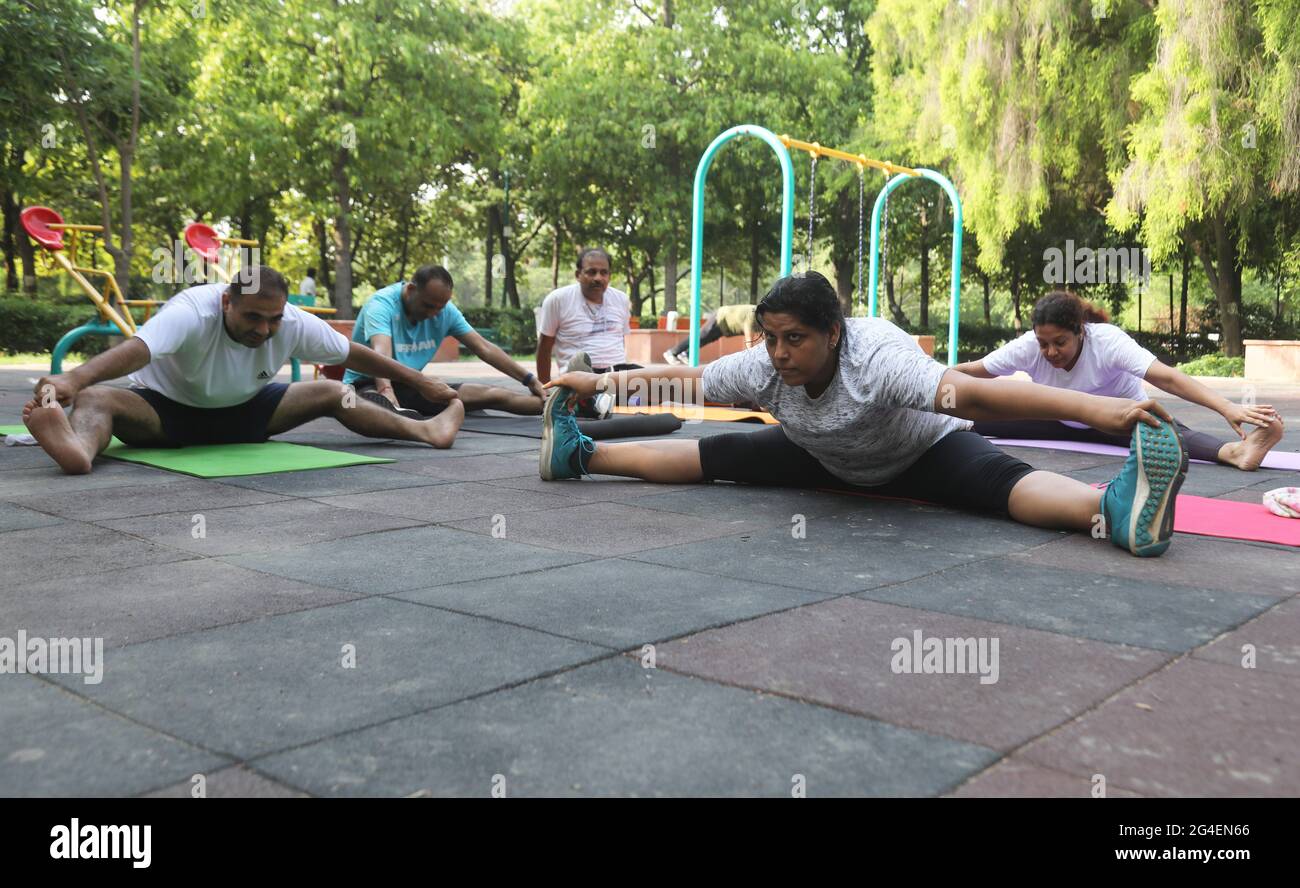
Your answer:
[0,676,226,797]
[10,478,289,522]
[254,657,998,797]
[393,557,830,648]
[317,480,573,524]
[445,500,763,557]
[0,502,63,533]
[383,453,538,482]
[484,474,703,504]
[629,513,996,594]
[0,460,175,499]
[1193,596,1300,677]
[101,499,424,557]
[655,597,1169,750]
[214,463,447,498]
[0,521,195,586]
[221,525,586,594]
[1,557,362,647]
[1020,657,1300,796]
[630,483,854,522]
[1003,533,1300,597]
[141,764,309,798]
[948,758,1143,798]
[855,556,1278,653]
[57,596,607,758]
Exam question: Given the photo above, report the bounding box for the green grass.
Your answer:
[1176,354,1245,377]
[0,351,85,366]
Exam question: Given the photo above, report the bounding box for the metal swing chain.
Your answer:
[806,153,817,273]
[879,173,891,311]
[856,164,865,316]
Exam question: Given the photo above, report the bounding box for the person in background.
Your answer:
[299,268,317,300]
[664,303,760,365]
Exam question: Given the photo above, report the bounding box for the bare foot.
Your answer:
[421,399,465,449]
[1219,418,1285,471]
[23,399,93,474]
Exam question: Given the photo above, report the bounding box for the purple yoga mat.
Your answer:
[987,438,1300,471]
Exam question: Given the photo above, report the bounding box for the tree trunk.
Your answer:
[663,239,678,313]
[487,205,519,308]
[2,186,17,291]
[485,212,494,306]
[551,226,559,291]
[331,149,355,319]
[833,251,854,318]
[918,201,930,329]
[314,217,333,299]
[1193,211,1243,356]
[749,221,761,300]
[1179,239,1189,339]
[886,271,907,326]
[1010,265,1023,331]
[981,271,991,324]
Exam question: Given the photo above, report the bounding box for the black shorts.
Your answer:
[351,378,461,417]
[697,425,1036,514]
[129,384,289,447]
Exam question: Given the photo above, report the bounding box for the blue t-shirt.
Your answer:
[342,282,474,384]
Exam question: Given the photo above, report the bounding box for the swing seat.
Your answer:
[21,206,65,250]
[184,222,222,263]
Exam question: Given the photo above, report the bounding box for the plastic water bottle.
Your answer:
[666,310,679,331]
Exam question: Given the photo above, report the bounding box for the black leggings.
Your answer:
[670,319,722,357]
[698,426,1036,514]
[971,418,1226,464]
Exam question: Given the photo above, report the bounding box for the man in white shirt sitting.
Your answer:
[23,265,466,475]
[299,268,317,299]
[536,247,638,416]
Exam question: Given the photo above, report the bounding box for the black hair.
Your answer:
[1031,289,1109,334]
[575,247,611,271]
[228,265,288,300]
[755,271,845,350]
[305,267,316,278]
[411,264,454,290]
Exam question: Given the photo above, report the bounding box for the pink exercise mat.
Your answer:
[1172,494,1300,547]
[988,437,1300,471]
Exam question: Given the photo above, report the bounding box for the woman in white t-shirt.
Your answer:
[954,291,1283,470]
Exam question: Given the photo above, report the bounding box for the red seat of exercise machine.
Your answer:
[184,222,221,262]
[21,206,65,250]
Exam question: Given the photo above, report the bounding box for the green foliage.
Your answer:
[0,297,110,357]
[1176,354,1245,377]
[461,306,538,353]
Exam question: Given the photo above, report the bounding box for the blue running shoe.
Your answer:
[1101,417,1187,557]
[540,386,595,481]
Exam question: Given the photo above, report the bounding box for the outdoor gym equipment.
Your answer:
[20,206,139,374]
[688,124,964,366]
[183,222,259,284]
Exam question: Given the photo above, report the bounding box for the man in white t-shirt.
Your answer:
[299,268,317,299]
[536,248,634,381]
[23,266,467,475]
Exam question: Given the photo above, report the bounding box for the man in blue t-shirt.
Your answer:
[344,265,546,417]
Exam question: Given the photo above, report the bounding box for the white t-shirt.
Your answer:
[129,283,351,408]
[299,276,317,297]
[537,283,630,370]
[702,318,970,487]
[981,323,1156,428]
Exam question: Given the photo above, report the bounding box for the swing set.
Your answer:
[687,124,964,366]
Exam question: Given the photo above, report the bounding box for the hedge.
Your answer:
[0,296,112,357]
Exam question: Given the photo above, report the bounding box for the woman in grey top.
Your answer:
[540,272,1187,557]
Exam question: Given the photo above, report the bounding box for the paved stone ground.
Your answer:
[1,364,1297,797]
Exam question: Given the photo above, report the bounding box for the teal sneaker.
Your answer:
[540,386,595,480]
[1101,417,1188,557]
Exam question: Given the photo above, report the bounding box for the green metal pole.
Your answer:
[867,168,964,366]
[688,125,794,367]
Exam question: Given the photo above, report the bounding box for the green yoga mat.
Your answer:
[2,425,392,478]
